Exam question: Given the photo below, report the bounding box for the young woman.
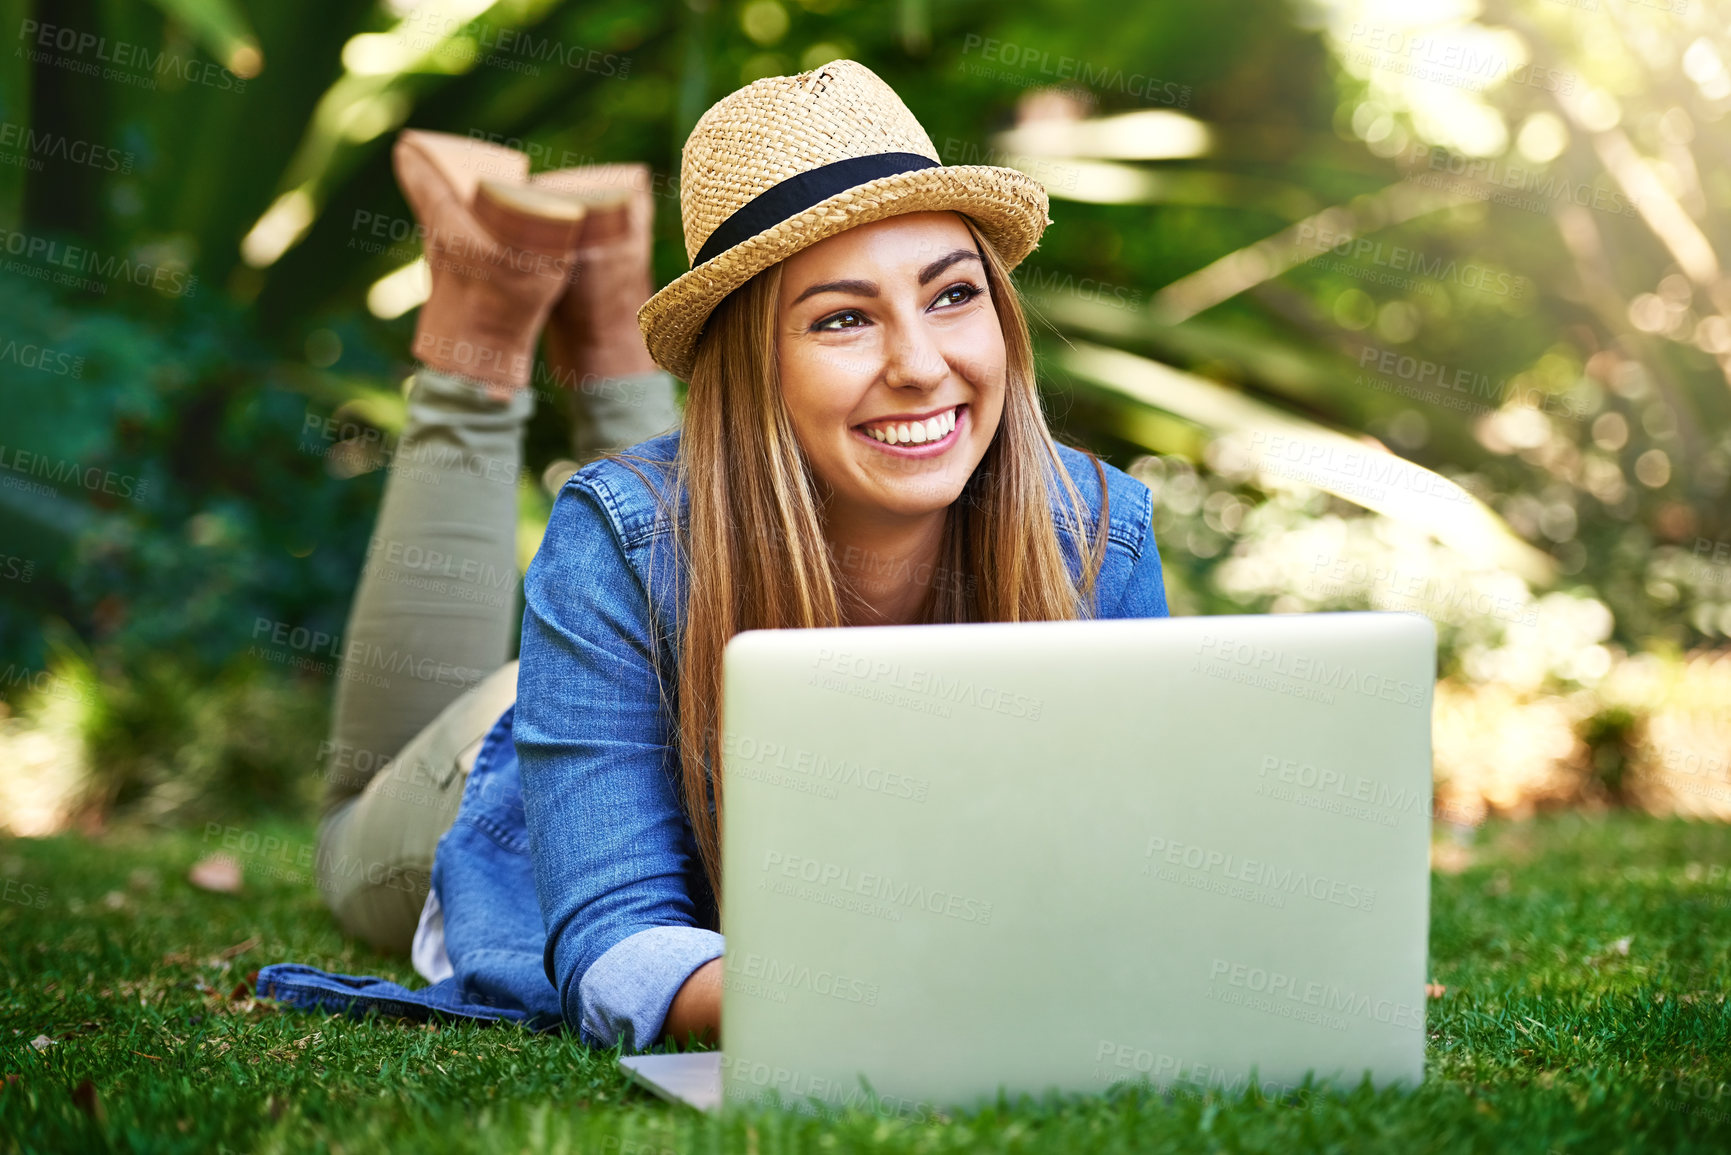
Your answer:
[260,60,1169,1052]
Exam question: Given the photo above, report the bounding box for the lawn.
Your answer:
[2,812,1729,1154]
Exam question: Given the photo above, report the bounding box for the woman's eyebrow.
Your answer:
[917,249,982,285]
[790,278,878,306]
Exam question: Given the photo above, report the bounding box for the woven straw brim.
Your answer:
[637,163,1050,381]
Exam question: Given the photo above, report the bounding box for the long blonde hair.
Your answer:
[612,217,1110,905]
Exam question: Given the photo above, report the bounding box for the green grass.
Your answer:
[2,813,1729,1153]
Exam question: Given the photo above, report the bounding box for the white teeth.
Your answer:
[862,407,958,445]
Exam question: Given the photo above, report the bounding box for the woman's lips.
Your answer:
[852,404,967,458]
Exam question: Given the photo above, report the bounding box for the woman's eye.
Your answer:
[934,282,982,309]
[813,309,867,332]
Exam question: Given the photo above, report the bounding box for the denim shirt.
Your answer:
[259,429,1168,1048]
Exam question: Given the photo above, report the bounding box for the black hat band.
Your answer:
[691,151,940,268]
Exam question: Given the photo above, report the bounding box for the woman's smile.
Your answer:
[852,403,968,456]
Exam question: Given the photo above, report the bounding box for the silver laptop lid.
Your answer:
[719,612,1434,1116]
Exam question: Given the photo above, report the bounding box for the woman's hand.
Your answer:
[661,956,722,1048]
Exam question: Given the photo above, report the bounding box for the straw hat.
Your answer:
[637,59,1051,380]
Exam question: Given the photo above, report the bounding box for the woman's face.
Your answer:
[776,211,1005,524]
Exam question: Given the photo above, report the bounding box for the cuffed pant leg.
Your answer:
[568,369,681,464]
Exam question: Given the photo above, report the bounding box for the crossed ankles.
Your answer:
[391,131,662,406]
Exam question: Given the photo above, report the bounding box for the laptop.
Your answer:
[620,611,1435,1115]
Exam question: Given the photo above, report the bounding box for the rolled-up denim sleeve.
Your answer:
[513,476,718,1051]
[578,926,724,1049]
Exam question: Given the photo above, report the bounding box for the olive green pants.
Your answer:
[315,366,680,955]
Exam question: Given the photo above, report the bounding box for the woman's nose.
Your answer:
[880,318,948,392]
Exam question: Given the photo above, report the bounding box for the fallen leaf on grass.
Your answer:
[1426,983,1448,998]
[1583,934,1634,967]
[188,854,243,894]
[70,1079,104,1123]
[1430,842,1474,874]
[218,935,261,960]
[29,1034,55,1051]
[258,1031,323,1063]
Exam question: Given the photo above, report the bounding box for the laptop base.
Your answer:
[619,1052,722,1111]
